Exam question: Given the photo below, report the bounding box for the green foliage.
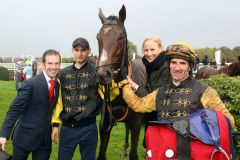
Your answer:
[232,46,240,57]
[128,40,142,59]
[195,46,239,62]
[203,75,240,157]
[61,57,74,63]
[0,66,9,81]
[203,75,240,130]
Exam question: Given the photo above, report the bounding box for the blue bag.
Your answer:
[190,109,220,146]
[190,109,230,160]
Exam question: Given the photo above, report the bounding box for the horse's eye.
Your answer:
[118,33,124,41]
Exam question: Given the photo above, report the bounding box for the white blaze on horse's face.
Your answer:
[104,26,112,34]
[99,26,113,66]
[99,49,108,65]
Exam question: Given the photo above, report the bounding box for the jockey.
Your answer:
[119,42,234,160]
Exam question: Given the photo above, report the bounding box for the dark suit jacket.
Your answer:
[0,73,59,151]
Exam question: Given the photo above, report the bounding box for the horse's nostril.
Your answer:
[105,70,111,78]
[97,69,113,84]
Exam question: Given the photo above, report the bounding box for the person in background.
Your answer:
[202,55,209,65]
[51,37,101,160]
[15,57,25,90]
[119,42,234,159]
[32,60,37,76]
[36,58,44,75]
[127,35,171,147]
[0,49,61,160]
[23,59,33,80]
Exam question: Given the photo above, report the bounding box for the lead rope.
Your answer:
[100,84,113,133]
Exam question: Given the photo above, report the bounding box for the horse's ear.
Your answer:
[99,8,107,24]
[119,5,126,24]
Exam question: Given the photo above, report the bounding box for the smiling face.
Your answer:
[43,54,61,79]
[169,58,191,83]
[143,40,163,62]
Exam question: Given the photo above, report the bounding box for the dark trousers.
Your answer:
[58,122,98,160]
[15,72,20,90]
[12,144,51,160]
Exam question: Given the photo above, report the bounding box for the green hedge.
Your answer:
[0,66,9,81]
[203,75,240,156]
[203,75,240,130]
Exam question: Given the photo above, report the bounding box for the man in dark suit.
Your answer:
[0,49,61,160]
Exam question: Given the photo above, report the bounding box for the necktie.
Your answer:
[49,80,55,106]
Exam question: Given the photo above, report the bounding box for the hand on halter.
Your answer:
[118,79,129,88]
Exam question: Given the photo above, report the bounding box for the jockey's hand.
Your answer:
[0,137,7,151]
[127,76,139,92]
[118,79,129,88]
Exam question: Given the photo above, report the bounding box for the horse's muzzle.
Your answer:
[96,68,113,84]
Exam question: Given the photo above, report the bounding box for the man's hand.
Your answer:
[0,137,7,151]
[51,127,59,144]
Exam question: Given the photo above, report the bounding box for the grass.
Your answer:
[0,81,146,160]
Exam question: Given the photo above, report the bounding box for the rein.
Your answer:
[100,84,113,133]
[98,17,129,133]
[99,83,129,133]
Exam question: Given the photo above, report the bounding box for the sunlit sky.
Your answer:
[1,0,240,58]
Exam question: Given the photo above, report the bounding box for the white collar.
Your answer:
[43,70,53,82]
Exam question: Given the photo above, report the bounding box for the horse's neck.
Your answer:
[129,59,147,87]
[218,66,229,74]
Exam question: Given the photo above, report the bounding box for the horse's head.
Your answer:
[96,5,128,84]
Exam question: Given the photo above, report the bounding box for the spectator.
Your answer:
[202,55,209,65]
[0,49,61,159]
[23,60,33,79]
[15,58,25,90]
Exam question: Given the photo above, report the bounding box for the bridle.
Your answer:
[96,17,129,81]
[97,17,129,133]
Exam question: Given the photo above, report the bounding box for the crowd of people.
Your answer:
[0,35,236,160]
[14,57,43,90]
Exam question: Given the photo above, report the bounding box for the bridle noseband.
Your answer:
[97,17,129,133]
[96,18,128,82]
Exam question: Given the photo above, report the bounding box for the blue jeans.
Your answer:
[58,122,98,160]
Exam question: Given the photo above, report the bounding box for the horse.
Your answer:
[95,5,146,160]
[195,61,240,79]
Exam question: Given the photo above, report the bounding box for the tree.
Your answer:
[128,40,141,59]
[232,46,240,59]
[220,46,232,62]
